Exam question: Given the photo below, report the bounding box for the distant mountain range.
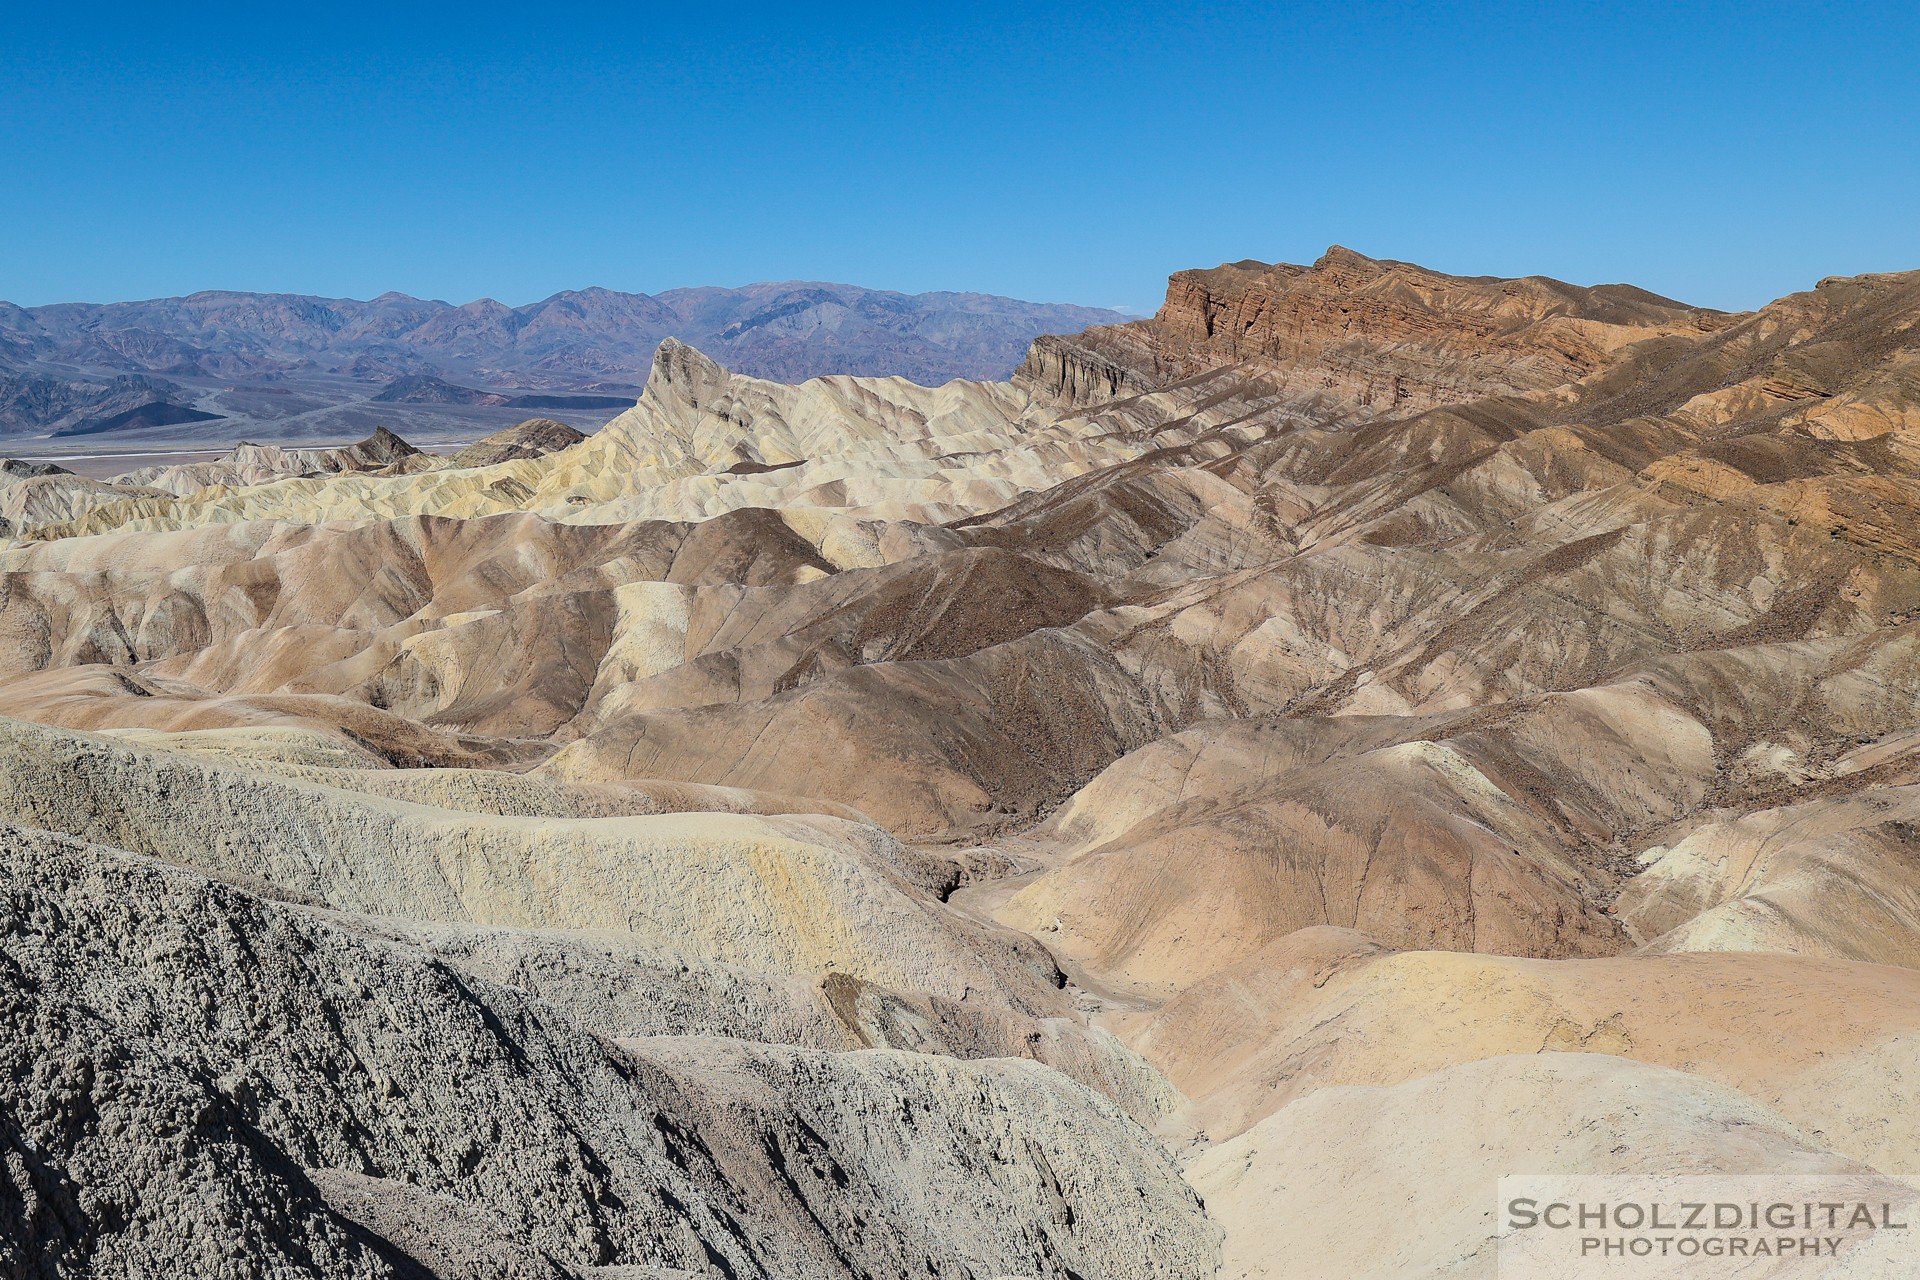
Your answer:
[0,283,1130,444]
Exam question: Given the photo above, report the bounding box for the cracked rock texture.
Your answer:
[0,824,1214,1279]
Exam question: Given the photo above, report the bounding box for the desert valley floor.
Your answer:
[5,247,1920,1277]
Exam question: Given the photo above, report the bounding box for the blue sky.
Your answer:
[3,1,1916,312]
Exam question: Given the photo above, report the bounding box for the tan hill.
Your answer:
[4,246,1920,1276]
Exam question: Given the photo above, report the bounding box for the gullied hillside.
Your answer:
[6,246,1920,1277]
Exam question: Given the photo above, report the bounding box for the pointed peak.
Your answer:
[353,426,419,460]
[1313,245,1377,270]
[652,337,726,375]
[647,338,733,406]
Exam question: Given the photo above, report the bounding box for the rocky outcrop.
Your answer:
[450,418,587,467]
[1020,245,1729,412]
[1014,330,1160,407]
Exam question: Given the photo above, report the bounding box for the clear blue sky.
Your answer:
[3,1,1916,312]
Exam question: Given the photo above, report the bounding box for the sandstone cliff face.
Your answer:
[1019,245,1729,413]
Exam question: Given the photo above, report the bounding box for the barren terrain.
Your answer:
[6,246,1920,1277]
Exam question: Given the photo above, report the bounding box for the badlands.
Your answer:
[5,245,1920,1276]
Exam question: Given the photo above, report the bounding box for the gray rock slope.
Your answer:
[0,821,1218,1279]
